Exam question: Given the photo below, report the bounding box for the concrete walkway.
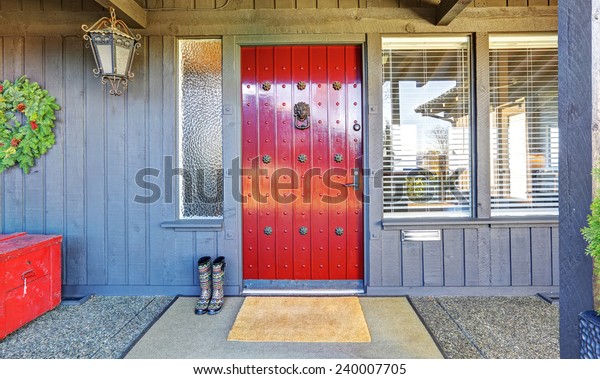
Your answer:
[0,295,559,359]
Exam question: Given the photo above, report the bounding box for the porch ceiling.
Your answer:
[95,0,147,28]
[436,0,474,26]
[0,5,557,36]
[93,0,473,29]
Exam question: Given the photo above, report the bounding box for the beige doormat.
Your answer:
[227,297,371,343]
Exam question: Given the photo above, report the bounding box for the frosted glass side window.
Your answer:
[178,39,223,218]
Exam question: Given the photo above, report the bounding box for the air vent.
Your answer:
[401,230,441,242]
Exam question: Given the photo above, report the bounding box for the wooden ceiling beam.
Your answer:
[436,0,474,26]
[94,0,147,29]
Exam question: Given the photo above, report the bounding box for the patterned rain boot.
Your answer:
[194,256,212,315]
[207,256,226,315]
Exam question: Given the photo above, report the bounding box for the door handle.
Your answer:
[344,169,360,190]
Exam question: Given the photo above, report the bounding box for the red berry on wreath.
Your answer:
[30,121,38,130]
[0,85,4,92]
[11,138,20,147]
[17,103,25,112]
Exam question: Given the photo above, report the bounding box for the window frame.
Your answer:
[380,32,559,224]
[381,34,475,220]
[488,33,559,218]
[176,38,224,221]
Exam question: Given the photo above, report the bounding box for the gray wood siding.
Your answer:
[0,35,223,292]
[376,226,558,289]
[0,0,559,296]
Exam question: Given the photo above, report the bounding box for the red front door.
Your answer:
[241,45,363,281]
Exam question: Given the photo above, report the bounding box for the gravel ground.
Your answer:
[410,296,560,359]
[0,295,559,359]
[0,296,175,359]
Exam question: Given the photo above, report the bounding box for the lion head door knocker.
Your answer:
[294,101,311,130]
[262,82,272,91]
[332,81,342,91]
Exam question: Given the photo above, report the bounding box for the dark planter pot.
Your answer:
[579,310,600,358]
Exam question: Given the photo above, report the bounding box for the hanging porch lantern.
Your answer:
[82,7,141,96]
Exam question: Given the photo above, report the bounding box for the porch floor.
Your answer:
[0,295,558,359]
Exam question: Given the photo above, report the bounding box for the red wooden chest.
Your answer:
[0,232,62,339]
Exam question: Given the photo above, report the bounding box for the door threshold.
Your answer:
[242,280,364,296]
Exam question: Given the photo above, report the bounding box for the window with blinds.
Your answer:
[489,34,558,216]
[382,36,471,218]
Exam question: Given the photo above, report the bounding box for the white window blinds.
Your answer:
[489,34,558,216]
[382,36,471,218]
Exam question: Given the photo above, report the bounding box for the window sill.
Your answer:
[381,216,559,230]
[160,219,224,232]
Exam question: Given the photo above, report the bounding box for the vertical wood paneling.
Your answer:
[443,229,464,286]
[402,240,422,286]
[173,233,194,285]
[147,36,165,285]
[194,233,216,285]
[0,0,22,10]
[43,37,65,239]
[61,0,82,11]
[297,0,317,8]
[255,0,275,7]
[531,227,552,285]
[474,0,507,6]
[423,240,443,286]
[43,0,61,10]
[275,0,294,8]
[464,228,479,286]
[528,0,549,5]
[106,96,127,285]
[378,0,397,7]
[317,0,337,8]
[510,228,531,285]
[23,38,45,234]
[338,0,358,8]
[551,226,559,285]
[490,228,510,285]
[127,37,149,285]
[146,0,163,8]
[84,40,106,285]
[161,36,184,284]
[381,231,401,286]
[64,36,86,286]
[22,0,41,10]
[82,0,103,10]
[4,38,24,233]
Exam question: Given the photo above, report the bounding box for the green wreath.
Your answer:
[0,76,60,174]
